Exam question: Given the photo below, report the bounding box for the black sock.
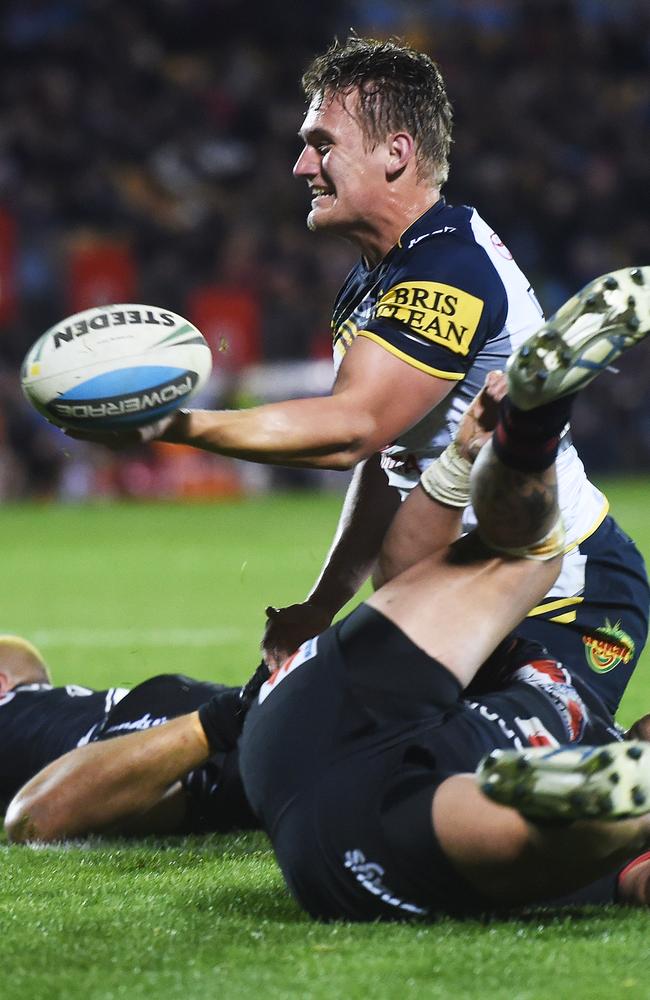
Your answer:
[492,393,576,472]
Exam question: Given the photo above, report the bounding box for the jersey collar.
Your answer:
[360,198,448,274]
[396,197,447,250]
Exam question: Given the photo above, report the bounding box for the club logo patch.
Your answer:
[583,619,635,673]
[374,281,484,356]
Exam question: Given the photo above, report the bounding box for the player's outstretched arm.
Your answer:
[5,712,211,843]
[70,338,454,469]
[161,337,454,470]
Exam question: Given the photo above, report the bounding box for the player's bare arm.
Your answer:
[376,370,507,586]
[161,336,454,470]
[5,712,210,843]
[263,452,400,667]
[263,370,504,665]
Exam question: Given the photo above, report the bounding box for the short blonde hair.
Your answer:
[0,635,51,684]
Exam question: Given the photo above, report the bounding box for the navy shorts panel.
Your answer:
[269,758,456,922]
[338,604,463,720]
[517,516,649,713]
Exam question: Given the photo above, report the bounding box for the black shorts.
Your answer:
[96,673,257,834]
[95,673,226,739]
[239,605,619,921]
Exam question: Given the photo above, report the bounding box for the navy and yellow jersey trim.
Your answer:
[564,498,610,553]
[357,330,465,380]
[527,596,584,624]
[331,200,508,378]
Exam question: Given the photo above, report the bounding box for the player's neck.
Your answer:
[355,188,441,269]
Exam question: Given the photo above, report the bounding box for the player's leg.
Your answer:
[369,266,650,690]
[367,416,564,688]
[618,852,650,906]
[430,769,650,905]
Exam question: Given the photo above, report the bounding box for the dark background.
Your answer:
[1,0,648,497]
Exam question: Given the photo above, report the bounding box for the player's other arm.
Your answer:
[5,712,211,842]
[376,370,507,586]
[161,336,454,471]
[257,338,455,663]
[263,451,400,666]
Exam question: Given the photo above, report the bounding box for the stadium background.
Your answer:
[0,0,649,500]
[3,5,650,999]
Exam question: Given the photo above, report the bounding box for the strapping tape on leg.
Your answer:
[478,516,565,561]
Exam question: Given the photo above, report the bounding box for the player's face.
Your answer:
[293,89,390,241]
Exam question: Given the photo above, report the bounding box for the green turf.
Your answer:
[1,485,650,1000]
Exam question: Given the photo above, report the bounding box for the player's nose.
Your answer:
[293,146,319,178]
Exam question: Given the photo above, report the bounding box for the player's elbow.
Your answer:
[5,785,74,844]
[326,414,383,469]
[325,450,367,471]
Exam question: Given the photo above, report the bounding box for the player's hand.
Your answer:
[454,370,507,462]
[64,413,180,449]
[262,602,333,669]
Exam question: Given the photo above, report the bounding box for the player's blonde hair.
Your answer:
[302,37,453,186]
[0,635,51,684]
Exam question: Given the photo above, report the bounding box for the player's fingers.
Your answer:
[63,428,130,450]
[261,642,287,670]
[485,369,507,401]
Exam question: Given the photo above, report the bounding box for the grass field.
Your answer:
[2,483,650,1000]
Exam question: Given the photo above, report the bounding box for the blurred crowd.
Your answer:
[0,0,648,498]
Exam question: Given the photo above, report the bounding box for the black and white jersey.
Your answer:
[0,683,127,809]
[0,675,221,809]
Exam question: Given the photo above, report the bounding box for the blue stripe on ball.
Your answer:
[59,366,186,399]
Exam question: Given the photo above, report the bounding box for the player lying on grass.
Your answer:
[7,269,650,918]
[0,639,255,834]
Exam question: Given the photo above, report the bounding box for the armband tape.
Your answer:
[419,442,472,508]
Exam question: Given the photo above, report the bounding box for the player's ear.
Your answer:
[0,671,13,696]
[385,132,415,179]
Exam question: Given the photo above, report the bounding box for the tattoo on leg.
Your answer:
[471,442,558,549]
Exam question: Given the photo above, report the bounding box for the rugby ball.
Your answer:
[20,304,213,430]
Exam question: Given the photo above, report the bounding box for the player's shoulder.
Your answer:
[371,201,510,347]
[392,201,508,297]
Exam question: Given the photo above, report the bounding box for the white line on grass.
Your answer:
[29,627,242,648]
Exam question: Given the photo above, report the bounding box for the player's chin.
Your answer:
[307,207,327,231]
[306,206,346,233]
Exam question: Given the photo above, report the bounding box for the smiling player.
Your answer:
[75,38,649,719]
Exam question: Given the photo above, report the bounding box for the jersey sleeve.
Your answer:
[358,238,508,379]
